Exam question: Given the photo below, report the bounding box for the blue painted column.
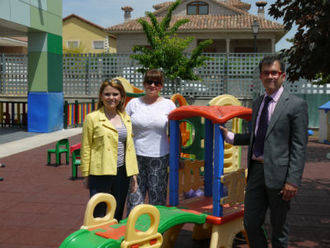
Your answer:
[27,92,63,132]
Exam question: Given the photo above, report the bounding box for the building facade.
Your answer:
[0,37,27,54]
[63,14,116,53]
[108,0,286,54]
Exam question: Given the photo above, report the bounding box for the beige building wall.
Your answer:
[165,0,236,16]
[108,36,116,53]
[115,32,274,53]
[115,33,147,53]
[63,17,116,53]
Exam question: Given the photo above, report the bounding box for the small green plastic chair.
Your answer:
[47,138,70,166]
[71,148,81,179]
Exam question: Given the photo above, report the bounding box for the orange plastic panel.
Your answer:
[168,105,252,124]
[170,94,188,106]
[95,225,127,240]
[206,209,244,225]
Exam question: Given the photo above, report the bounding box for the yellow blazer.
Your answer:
[81,107,139,177]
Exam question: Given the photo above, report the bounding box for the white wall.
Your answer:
[116,33,147,53]
[115,32,273,53]
[159,0,237,16]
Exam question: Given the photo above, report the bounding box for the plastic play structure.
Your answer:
[116,77,145,105]
[209,94,243,174]
[60,193,207,248]
[59,93,252,248]
[168,104,252,247]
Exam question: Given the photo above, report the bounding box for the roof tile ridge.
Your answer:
[106,16,146,30]
[213,0,249,15]
[63,13,106,31]
[153,1,174,10]
[247,14,285,28]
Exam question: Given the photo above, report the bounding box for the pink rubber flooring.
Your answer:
[0,135,329,248]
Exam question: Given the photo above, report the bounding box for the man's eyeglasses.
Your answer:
[146,80,162,86]
[261,70,283,77]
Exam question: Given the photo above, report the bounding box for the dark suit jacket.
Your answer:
[234,90,308,189]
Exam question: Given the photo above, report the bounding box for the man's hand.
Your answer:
[280,183,298,201]
[219,125,228,138]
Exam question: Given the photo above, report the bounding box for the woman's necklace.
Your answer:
[105,110,117,120]
[105,109,122,128]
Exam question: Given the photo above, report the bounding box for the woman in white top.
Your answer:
[126,69,176,213]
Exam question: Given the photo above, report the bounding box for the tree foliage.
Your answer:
[131,0,213,81]
[269,0,330,84]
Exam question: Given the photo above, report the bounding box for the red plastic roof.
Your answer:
[168,105,252,124]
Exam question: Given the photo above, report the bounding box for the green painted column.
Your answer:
[27,0,64,132]
[28,32,63,92]
[1,0,64,131]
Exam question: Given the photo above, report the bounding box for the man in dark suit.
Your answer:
[221,55,308,247]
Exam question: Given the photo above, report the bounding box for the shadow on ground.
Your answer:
[305,140,330,162]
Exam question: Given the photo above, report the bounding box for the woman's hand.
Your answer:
[130,175,138,193]
[83,177,89,189]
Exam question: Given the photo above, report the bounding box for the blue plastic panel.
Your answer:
[169,120,180,206]
[204,119,213,197]
[28,92,63,132]
[213,124,224,217]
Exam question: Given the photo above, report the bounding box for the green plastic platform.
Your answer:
[59,206,207,248]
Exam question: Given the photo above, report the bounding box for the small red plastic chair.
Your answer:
[71,148,81,180]
[70,143,81,153]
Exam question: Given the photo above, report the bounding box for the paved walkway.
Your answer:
[0,128,82,158]
[0,130,329,248]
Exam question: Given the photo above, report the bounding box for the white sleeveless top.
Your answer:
[126,97,176,157]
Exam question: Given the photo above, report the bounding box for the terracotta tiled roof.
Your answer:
[0,37,27,46]
[153,2,173,10]
[11,37,27,42]
[107,15,284,33]
[63,14,116,39]
[227,0,251,11]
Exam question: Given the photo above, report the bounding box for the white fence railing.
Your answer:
[1,53,329,98]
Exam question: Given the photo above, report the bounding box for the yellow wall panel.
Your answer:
[63,17,116,53]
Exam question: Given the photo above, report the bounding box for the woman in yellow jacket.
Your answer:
[81,79,138,221]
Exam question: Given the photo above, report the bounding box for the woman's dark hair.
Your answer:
[144,69,164,85]
[97,79,126,112]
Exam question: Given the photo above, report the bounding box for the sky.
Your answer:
[63,0,296,51]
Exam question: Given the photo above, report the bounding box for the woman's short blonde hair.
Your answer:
[97,79,126,112]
